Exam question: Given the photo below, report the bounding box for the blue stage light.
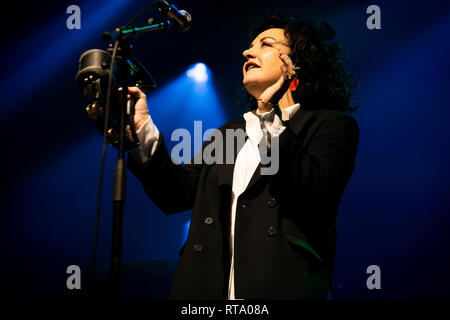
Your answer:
[0,0,131,118]
[183,220,191,243]
[186,63,208,83]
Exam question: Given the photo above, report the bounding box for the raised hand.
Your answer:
[118,86,150,132]
[257,51,299,112]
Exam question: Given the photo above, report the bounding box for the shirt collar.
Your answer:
[279,103,301,121]
[243,102,301,123]
[243,102,301,144]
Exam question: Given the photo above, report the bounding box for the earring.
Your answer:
[289,77,299,91]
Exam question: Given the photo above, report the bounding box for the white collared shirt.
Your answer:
[228,103,300,300]
[129,103,301,300]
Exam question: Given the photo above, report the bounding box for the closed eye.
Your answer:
[244,41,275,52]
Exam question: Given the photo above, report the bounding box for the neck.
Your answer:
[278,90,296,110]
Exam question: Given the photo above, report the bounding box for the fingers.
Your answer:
[118,86,146,99]
[128,86,146,98]
[279,53,295,70]
[278,52,297,79]
[280,64,289,81]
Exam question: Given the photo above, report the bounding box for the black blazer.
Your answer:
[128,107,359,300]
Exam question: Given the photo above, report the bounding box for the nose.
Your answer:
[242,47,256,61]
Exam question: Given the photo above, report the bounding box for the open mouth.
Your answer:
[245,62,260,72]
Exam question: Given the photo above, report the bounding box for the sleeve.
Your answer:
[127,122,228,215]
[128,115,160,164]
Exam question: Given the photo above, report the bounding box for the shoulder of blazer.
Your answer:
[313,109,358,123]
[312,109,359,139]
[294,108,358,134]
[217,109,358,138]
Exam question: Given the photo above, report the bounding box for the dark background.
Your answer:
[1,0,449,300]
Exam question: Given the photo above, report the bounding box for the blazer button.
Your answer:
[204,217,214,225]
[267,226,277,236]
[266,198,277,208]
[193,244,203,253]
[240,200,249,208]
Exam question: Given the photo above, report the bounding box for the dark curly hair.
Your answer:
[239,13,358,113]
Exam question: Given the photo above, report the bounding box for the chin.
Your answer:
[243,76,273,98]
[243,82,262,99]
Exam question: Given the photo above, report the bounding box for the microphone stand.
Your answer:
[102,20,173,42]
[103,18,174,299]
[108,37,130,299]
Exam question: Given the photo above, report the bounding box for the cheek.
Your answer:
[261,52,282,76]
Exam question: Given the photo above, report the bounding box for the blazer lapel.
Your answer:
[242,108,316,193]
[217,120,246,187]
[288,107,317,138]
[216,108,316,191]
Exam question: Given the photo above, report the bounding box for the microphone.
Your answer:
[157,0,192,31]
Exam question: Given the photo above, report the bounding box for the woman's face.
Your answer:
[242,28,292,98]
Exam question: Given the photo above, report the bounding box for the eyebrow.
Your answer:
[248,36,290,48]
